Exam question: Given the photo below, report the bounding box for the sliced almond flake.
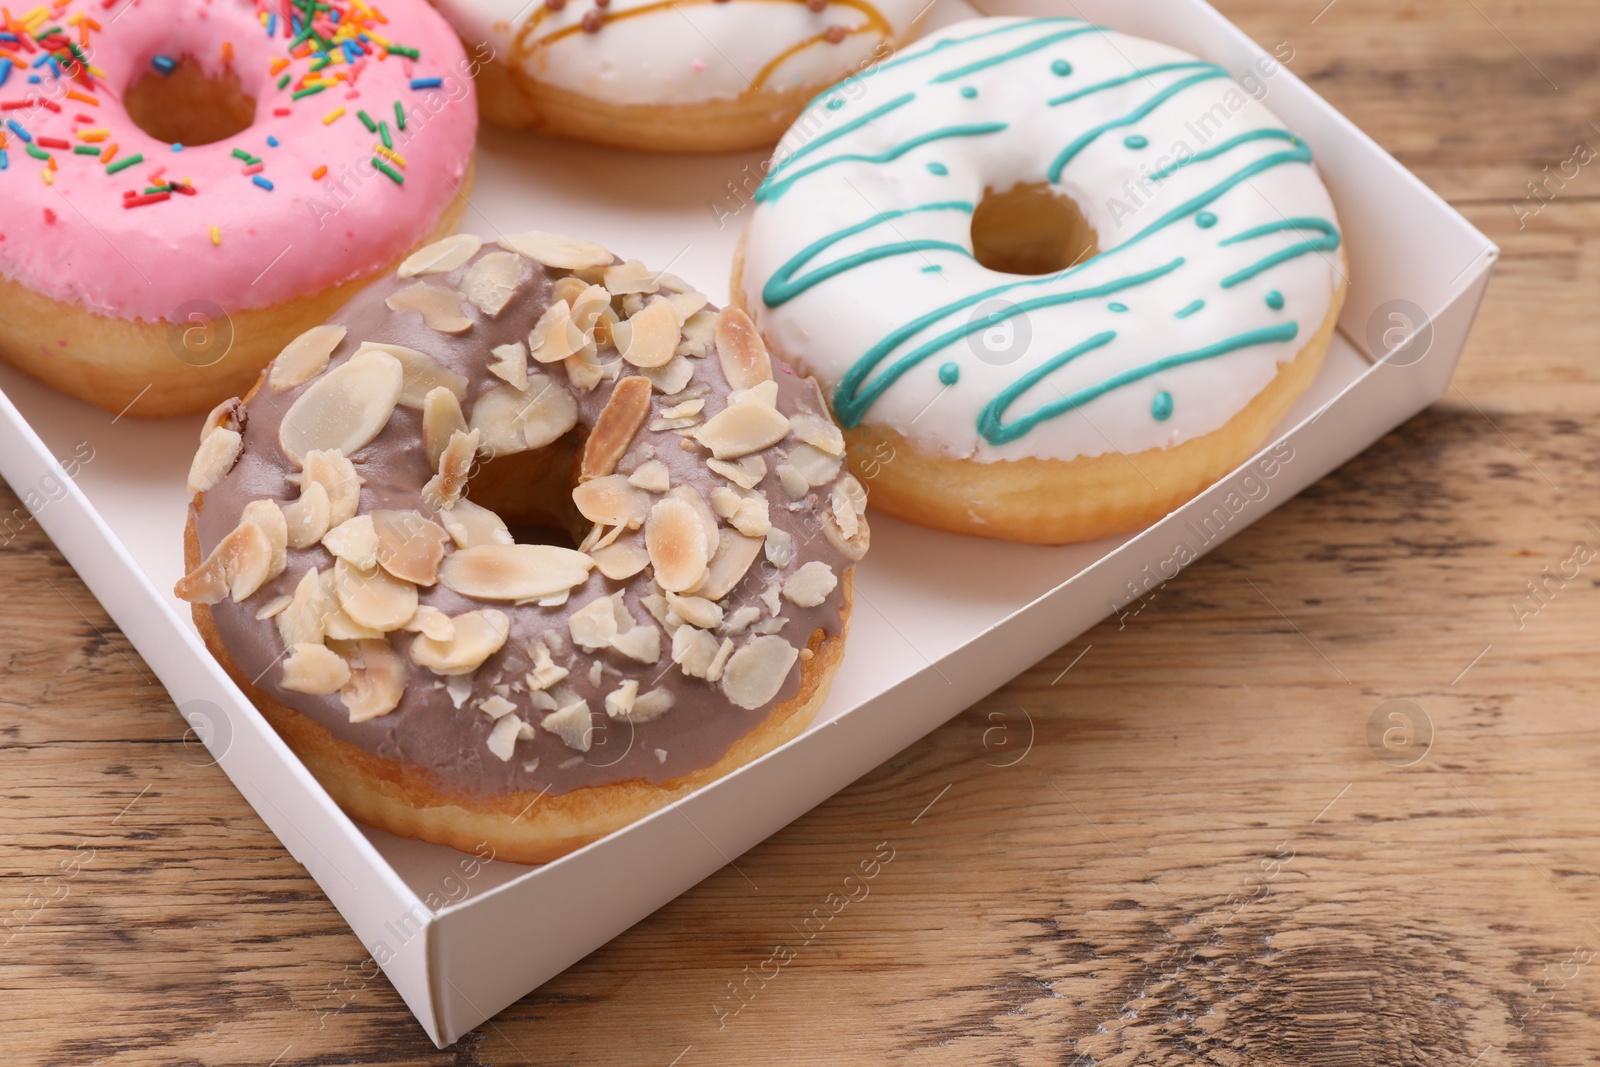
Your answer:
[498,231,612,270]
[527,300,582,364]
[626,460,671,492]
[468,385,532,457]
[398,233,483,278]
[789,412,846,456]
[591,538,651,581]
[672,626,719,679]
[241,499,289,580]
[825,475,870,560]
[540,700,594,751]
[278,350,404,465]
[666,592,722,630]
[730,381,780,410]
[648,415,699,432]
[751,616,788,635]
[354,342,469,409]
[281,643,350,695]
[610,624,661,664]
[787,442,843,486]
[706,456,763,490]
[277,568,328,647]
[322,514,378,569]
[488,341,529,391]
[618,298,679,369]
[569,284,611,332]
[373,510,450,586]
[325,607,385,640]
[480,694,517,719]
[565,348,607,393]
[667,290,708,324]
[721,635,799,710]
[576,376,651,483]
[402,604,455,642]
[520,375,581,450]
[439,544,594,601]
[440,498,513,550]
[421,389,466,472]
[269,324,347,390]
[721,605,761,636]
[660,398,704,420]
[337,638,407,721]
[552,275,589,305]
[603,259,658,296]
[692,528,763,601]
[759,581,783,617]
[671,485,721,548]
[301,449,363,526]
[706,637,735,683]
[709,486,741,520]
[764,529,794,568]
[525,644,569,691]
[282,479,332,549]
[254,594,292,621]
[460,251,524,317]
[640,355,694,395]
[603,679,639,718]
[646,496,711,593]
[410,609,510,675]
[783,561,838,607]
[714,307,774,391]
[588,660,604,687]
[618,293,645,320]
[333,556,417,631]
[640,593,673,628]
[729,497,770,538]
[486,713,523,761]
[620,688,673,723]
[174,519,273,604]
[445,672,475,708]
[693,399,790,460]
[775,463,810,502]
[386,282,473,334]
[568,595,619,651]
[571,474,649,529]
[187,427,242,494]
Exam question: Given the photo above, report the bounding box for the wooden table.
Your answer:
[6,1,1599,1062]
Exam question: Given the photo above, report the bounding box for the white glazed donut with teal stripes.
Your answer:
[739,16,1344,464]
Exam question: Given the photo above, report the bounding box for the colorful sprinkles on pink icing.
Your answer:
[0,0,432,245]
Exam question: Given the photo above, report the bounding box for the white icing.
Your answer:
[435,0,930,106]
[739,17,1344,463]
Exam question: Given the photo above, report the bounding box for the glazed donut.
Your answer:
[0,0,476,417]
[174,231,866,864]
[434,0,929,152]
[736,17,1348,543]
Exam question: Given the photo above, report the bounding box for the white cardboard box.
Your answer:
[0,0,1495,1046]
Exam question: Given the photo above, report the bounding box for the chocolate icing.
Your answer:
[193,245,854,799]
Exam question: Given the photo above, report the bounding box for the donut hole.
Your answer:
[971,183,1101,276]
[124,57,256,146]
[464,435,587,549]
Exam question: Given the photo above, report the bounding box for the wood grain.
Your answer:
[5,1,1600,1062]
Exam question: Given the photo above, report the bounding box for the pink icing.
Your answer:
[0,0,476,322]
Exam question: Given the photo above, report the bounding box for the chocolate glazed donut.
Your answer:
[175,232,867,864]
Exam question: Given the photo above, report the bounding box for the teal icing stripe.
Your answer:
[1217,216,1340,287]
[929,24,1107,84]
[762,201,976,307]
[1176,299,1205,318]
[761,93,916,192]
[758,122,1007,203]
[867,17,1087,79]
[1047,61,1218,106]
[835,258,1186,427]
[978,323,1300,445]
[1146,127,1300,181]
[1047,67,1231,182]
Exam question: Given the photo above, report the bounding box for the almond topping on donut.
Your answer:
[299,449,363,527]
[402,604,455,642]
[645,497,711,592]
[540,700,594,752]
[590,537,651,580]
[460,251,524,317]
[498,231,612,271]
[277,568,329,647]
[333,557,418,632]
[617,687,674,723]
[783,561,838,608]
[354,342,468,409]
[603,259,659,296]
[422,386,468,469]
[824,475,871,561]
[714,308,773,391]
[409,609,511,675]
[439,498,514,549]
[568,595,619,651]
[280,643,351,695]
[706,455,765,490]
[570,284,611,332]
[671,626,719,679]
[693,397,790,459]
[528,300,586,364]
[373,510,451,586]
[667,592,723,630]
[336,638,407,722]
[200,396,247,441]
[691,529,764,601]
[323,514,378,569]
[240,500,289,579]
[518,375,582,449]
[721,635,800,710]
[786,443,842,486]
[486,714,530,761]
[398,233,483,278]
[424,428,480,509]
[640,355,694,395]
[618,298,680,368]
[627,460,671,492]
[438,544,595,601]
[603,679,640,719]
[788,413,846,456]
[278,349,404,465]
[668,290,709,323]
[174,519,275,604]
[488,341,529,391]
[525,643,569,691]
[282,480,332,549]
[188,427,242,493]
[581,375,653,481]
[269,324,348,390]
[386,281,475,334]
[572,474,649,528]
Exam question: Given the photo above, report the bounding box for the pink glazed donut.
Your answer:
[0,0,477,417]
